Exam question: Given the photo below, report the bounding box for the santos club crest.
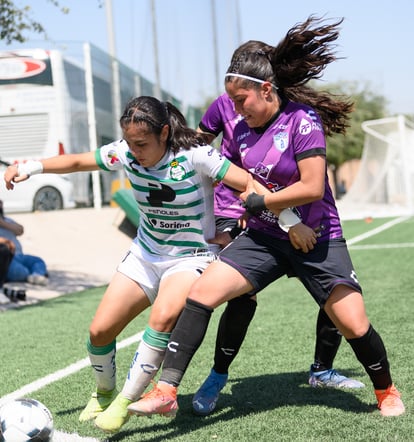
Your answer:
[169,160,186,180]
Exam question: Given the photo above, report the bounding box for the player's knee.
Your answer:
[187,278,209,303]
[89,325,114,346]
[148,310,177,332]
[343,323,370,340]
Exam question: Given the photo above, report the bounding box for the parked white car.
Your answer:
[0,164,76,213]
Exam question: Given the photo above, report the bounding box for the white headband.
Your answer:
[225,73,278,90]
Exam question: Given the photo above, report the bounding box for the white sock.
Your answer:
[88,346,117,392]
[121,340,165,400]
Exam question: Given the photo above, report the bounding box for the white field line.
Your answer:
[52,430,101,442]
[0,332,143,407]
[349,242,414,250]
[0,331,144,442]
[0,333,144,441]
[0,215,411,440]
[347,216,410,245]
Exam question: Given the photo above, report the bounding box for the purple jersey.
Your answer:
[200,93,245,218]
[229,100,343,241]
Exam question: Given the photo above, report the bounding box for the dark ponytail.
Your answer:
[120,96,208,153]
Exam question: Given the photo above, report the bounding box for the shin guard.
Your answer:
[160,299,213,386]
[214,296,257,374]
[347,324,392,389]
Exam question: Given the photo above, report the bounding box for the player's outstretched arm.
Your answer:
[4,151,98,190]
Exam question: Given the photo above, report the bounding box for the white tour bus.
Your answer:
[0,47,116,207]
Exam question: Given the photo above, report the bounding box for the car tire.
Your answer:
[33,186,64,211]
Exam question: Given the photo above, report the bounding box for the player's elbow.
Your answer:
[307,183,325,201]
[313,187,325,201]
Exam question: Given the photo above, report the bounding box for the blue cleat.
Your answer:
[192,369,228,415]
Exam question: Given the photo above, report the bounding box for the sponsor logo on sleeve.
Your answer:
[299,111,323,135]
[107,149,120,165]
[299,118,312,135]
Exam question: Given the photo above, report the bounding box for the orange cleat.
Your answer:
[375,384,405,417]
[128,382,178,418]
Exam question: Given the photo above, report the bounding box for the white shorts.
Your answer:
[117,244,216,304]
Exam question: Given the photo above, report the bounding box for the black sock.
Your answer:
[160,298,213,386]
[347,324,392,390]
[213,296,257,374]
[311,308,342,372]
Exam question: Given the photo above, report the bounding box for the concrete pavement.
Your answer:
[1,207,133,311]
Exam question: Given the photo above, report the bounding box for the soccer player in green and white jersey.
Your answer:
[5,95,316,434]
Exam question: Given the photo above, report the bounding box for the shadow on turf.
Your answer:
[104,370,374,441]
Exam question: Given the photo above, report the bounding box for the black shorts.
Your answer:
[215,216,238,233]
[215,215,256,299]
[218,228,362,307]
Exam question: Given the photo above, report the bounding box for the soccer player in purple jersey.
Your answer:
[130,16,405,419]
[192,91,364,416]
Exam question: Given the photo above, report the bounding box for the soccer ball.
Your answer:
[0,398,53,441]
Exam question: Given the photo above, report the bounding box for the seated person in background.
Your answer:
[0,237,14,285]
[0,200,48,285]
[0,237,15,304]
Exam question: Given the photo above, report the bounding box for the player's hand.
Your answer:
[208,231,233,248]
[251,178,271,195]
[4,164,29,190]
[237,212,250,229]
[288,223,317,253]
[239,174,256,202]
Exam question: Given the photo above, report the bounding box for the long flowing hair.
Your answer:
[225,16,354,135]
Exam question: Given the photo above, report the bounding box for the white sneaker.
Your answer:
[309,367,365,388]
[27,274,48,285]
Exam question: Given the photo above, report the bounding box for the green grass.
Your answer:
[1,216,413,441]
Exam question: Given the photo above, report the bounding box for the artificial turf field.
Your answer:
[1,216,413,441]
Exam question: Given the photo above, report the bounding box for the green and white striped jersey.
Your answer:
[96,140,231,258]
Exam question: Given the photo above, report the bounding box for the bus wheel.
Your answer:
[33,186,63,211]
